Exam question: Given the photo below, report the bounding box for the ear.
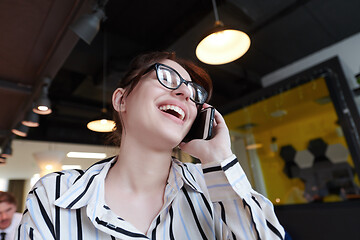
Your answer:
[112,88,126,112]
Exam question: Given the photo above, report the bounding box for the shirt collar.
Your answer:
[55,156,203,210]
[168,157,203,194]
[54,156,115,209]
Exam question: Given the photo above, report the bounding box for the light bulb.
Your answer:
[196,29,250,65]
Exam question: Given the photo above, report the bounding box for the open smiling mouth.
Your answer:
[159,105,185,121]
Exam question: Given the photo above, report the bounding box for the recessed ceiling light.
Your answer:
[246,143,263,150]
[45,164,53,170]
[67,152,106,159]
[314,96,331,105]
[62,165,81,170]
[237,123,257,130]
[270,110,287,118]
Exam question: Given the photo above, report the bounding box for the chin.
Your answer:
[0,222,10,229]
[165,136,184,149]
[158,128,185,144]
[170,138,183,147]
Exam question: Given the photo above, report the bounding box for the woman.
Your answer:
[16,52,285,239]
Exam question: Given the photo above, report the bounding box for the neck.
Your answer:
[106,134,173,193]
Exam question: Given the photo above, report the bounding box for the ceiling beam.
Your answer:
[249,0,311,34]
[0,79,32,94]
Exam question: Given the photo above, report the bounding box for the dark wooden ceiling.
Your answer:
[1,0,360,148]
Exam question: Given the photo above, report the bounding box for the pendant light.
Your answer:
[70,8,105,45]
[11,123,29,137]
[87,31,115,132]
[33,78,52,115]
[33,150,65,177]
[69,0,108,45]
[22,110,40,127]
[87,107,115,132]
[1,141,12,158]
[196,0,251,65]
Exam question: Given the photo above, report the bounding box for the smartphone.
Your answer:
[183,107,215,142]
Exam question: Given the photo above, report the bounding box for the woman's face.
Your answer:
[113,59,199,148]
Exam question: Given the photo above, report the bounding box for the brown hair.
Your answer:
[110,51,213,146]
[0,191,17,206]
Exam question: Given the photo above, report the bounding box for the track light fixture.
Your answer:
[70,0,108,45]
[11,123,29,137]
[22,110,40,127]
[33,78,52,115]
[196,0,251,65]
[1,141,12,158]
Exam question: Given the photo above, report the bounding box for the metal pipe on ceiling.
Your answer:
[0,79,32,94]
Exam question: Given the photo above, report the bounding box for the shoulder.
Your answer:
[27,169,84,203]
[14,212,22,218]
[172,158,208,190]
[172,158,203,176]
[35,155,117,191]
[32,156,115,195]
[12,212,22,224]
[37,168,84,189]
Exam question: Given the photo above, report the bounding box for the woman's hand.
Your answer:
[179,104,233,164]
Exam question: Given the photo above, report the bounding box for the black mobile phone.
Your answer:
[183,107,215,142]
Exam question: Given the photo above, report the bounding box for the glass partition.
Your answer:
[224,58,360,205]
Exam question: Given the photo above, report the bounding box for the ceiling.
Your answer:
[1,0,360,150]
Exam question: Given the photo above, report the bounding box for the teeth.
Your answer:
[159,104,185,120]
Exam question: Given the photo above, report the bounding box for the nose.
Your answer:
[172,82,192,101]
[0,212,6,221]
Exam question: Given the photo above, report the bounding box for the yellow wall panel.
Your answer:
[225,78,357,205]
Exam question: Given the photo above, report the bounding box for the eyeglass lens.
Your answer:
[156,64,207,104]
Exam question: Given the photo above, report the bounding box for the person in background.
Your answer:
[0,191,22,240]
[16,51,285,239]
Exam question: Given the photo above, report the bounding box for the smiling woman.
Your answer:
[16,51,286,240]
[110,52,213,146]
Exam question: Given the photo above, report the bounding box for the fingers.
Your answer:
[200,104,227,129]
[213,108,227,128]
[180,105,232,163]
[202,103,211,109]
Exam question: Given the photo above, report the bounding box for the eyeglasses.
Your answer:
[146,63,208,105]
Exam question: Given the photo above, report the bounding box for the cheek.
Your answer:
[131,80,166,100]
[188,106,199,124]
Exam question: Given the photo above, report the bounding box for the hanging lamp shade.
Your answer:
[33,150,65,176]
[33,98,52,115]
[33,84,52,115]
[22,111,40,127]
[1,142,12,158]
[11,123,29,137]
[87,108,115,132]
[70,8,105,45]
[196,21,250,65]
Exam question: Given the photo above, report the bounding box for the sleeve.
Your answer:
[15,176,58,240]
[201,154,285,240]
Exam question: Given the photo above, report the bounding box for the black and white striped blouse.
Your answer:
[16,155,285,239]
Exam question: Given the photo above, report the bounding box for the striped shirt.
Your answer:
[16,155,285,240]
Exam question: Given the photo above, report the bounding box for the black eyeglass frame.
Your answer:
[145,63,208,105]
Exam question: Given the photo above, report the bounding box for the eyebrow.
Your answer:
[0,207,13,214]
